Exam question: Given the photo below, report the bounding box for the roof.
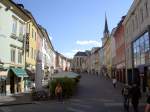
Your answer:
[1,0,31,20]
[74,52,87,56]
[38,25,55,51]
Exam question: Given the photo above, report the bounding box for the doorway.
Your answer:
[10,72,15,94]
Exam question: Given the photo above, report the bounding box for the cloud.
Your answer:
[72,49,85,53]
[76,40,101,46]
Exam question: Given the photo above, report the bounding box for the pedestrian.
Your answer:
[145,87,150,112]
[55,82,63,102]
[122,84,130,112]
[112,77,117,88]
[130,84,141,112]
[96,71,98,76]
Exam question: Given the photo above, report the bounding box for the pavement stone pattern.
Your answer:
[0,73,146,112]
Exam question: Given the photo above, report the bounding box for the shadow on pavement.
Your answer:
[0,93,34,107]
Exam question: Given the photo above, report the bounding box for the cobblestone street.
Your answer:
[0,73,145,112]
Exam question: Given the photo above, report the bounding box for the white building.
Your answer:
[0,1,30,94]
[39,25,55,83]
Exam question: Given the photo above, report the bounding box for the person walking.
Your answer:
[145,87,150,112]
[130,84,141,112]
[112,77,117,88]
[55,82,63,102]
[122,84,130,112]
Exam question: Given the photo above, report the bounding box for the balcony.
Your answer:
[10,33,17,39]
[18,34,24,42]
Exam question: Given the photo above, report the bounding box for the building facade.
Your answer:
[123,0,150,91]
[114,16,126,83]
[90,47,100,75]
[0,0,30,95]
[110,28,116,78]
[73,52,87,73]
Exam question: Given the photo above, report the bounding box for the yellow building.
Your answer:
[103,37,111,78]
[25,11,39,81]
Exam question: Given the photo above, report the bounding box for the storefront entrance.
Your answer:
[0,71,7,95]
[10,72,15,93]
[9,68,28,94]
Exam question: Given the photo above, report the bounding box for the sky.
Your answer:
[14,0,133,58]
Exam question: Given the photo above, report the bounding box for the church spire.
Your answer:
[103,13,109,35]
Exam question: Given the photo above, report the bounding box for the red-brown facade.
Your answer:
[114,16,126,83]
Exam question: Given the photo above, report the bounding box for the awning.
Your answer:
[10,68,28,77]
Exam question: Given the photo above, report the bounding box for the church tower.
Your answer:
[102,14,110,45]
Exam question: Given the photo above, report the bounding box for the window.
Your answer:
[19,22,24,41]
[135,14,138,28]
[18,51,22,64]
[77,57,78,66]
[26,51,29,58]
[28,24,30,33]
[32,29,34,38]
[133,32,150,66]
[139,36,145,53]
[34,50,36,60]
[35,32,36,40]
[145,2,149,17]
[31,48,33,59]
[144,33,150,52]
[19,22,23,36]
[12,17,17,34]
[140,8,144,23]
[132,19,135,32]
[11,49,15,62]
[80,58,82,66]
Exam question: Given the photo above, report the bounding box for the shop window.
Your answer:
[141,53,145,64]
[133,32,150,66]
[144,33,150,52]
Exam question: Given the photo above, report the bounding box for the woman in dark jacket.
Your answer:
[130,84,141,112]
